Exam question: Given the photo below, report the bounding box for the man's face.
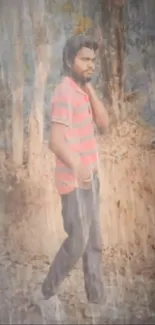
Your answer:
[71,47,96,84]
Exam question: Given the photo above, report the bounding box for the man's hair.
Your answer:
[62,34,98,74]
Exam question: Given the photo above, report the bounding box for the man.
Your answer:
[34,34,109,321]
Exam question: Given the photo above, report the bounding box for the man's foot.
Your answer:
[151,139,155,149]
[83,302,106,318]
[31,288,67,323]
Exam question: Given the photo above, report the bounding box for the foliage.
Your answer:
[60,0,74,13]
[73,14,93,34]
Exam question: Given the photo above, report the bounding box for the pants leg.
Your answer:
[82,176,104,303]
[42,187,92,299]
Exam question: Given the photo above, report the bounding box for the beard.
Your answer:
[70,70,92,85]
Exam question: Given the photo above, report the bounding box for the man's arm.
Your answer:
[49,123,80,170]
[84,83,109,133]
[49,123,92,184]
[50,85,81,170]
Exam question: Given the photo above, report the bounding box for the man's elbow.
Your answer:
[49,136,57,153]
[48,140,53,151]
[96,117,109,134]
[48,126,60,152]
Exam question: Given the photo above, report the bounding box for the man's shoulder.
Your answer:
[53,77,74,99]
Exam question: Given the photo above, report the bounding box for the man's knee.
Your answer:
[64,230,88,260]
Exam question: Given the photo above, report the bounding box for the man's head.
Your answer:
[62,34,98,84]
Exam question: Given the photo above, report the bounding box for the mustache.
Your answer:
[85,69,94,73]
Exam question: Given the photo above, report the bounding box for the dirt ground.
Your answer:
[1,119,155,324]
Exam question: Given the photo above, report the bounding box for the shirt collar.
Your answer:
[63,76,88,98]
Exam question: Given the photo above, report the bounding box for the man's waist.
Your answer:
[55,163,98,175]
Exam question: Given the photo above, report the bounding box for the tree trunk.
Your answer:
[100,0,125,121]
[11,5,24,165]
[0,74,11,156]
[28,1,50,181]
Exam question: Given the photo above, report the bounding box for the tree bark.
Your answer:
[28,1,50,181]
[11,5,24,165]
[100,0,125,121]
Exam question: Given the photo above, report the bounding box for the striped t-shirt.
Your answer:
[51,76,98,195]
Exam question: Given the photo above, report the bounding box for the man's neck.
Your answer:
[65,72,86,88]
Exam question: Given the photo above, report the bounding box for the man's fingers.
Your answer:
[84,178,92,182]
[83,172,93,182]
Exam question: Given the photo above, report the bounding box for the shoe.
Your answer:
[151,139,155,149]
[31,288,67,323]
[83,302,106,318]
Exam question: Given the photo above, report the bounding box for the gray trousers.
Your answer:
[42,174,104,303]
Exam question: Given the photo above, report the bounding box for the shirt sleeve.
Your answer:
[51,85,73,127]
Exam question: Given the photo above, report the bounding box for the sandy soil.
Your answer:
[0,119,155,324]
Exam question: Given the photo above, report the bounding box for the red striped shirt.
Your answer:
[51,76,98,194]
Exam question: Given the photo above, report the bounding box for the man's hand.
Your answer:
[83,82,109,132]
[72,160,93,188]
[83,82,94,95]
